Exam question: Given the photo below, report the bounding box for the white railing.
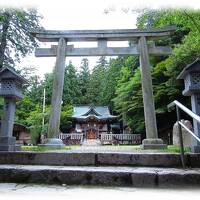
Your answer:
[58,133,141,144]
[59,133,84,141]
[100,134,141,144]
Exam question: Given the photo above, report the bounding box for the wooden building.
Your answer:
[0,121,30,145]
[71,106,118,139]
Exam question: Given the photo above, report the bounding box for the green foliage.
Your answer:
[15,96,37,125]
[100,57,126,107]
[112,9,200,134]
[60,104,73,132]
[113,63,144,133]
[0,8,43,68]
[25,105,50,144]
[21,145,71,151]
[63,61,81,105]
[87,56,108,104]
[78,58,90,104]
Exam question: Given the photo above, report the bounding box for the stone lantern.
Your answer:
[0,67,28,151]
[177,58,200,152]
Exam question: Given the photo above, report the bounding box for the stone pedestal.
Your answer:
[0,98,17,151]
[0,137,16,151]
[191,95,200,153]
[39,138,65,148]
[191,145,200,153]
[141,138,167,150]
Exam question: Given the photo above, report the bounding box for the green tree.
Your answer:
[63,61,81,105]
[60,104,73,132]
[26,105,50,144]
[113,9,200,134]
[78,58,90,104]
[87,56,108,104]
[0,8,42,68]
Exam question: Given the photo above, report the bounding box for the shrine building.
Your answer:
[71,106,118,139]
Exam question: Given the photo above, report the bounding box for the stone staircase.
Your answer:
[0,151,200,187]
[81,139,101,146]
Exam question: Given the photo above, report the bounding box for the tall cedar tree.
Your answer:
[0,8,42,69]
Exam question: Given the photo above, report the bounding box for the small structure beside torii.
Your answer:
[31,26,176,149]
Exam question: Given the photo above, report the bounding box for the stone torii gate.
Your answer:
[32,26,175,149]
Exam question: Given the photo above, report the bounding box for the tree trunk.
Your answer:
[0,12,11,69]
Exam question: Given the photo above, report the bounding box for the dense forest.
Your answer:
[1,8,200,143]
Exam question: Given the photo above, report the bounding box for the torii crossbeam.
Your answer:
[32,26,176,149]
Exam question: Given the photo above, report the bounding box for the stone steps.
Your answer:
[81,139,101,146]
[0,152,200,168]
[0,164,200,187]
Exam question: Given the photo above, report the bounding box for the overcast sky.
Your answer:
[1,0,200,78]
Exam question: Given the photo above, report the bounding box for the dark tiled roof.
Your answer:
[177,58,200,79]
[72,106,117,120]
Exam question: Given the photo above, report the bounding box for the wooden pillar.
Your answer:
[139,36,166,149]
[48,37,66,138]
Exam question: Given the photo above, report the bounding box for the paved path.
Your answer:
[0,183,199,200]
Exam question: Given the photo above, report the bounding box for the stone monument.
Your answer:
[173,119,192,147]
[0,67,28,151]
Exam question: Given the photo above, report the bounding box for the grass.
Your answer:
[162,145,191,153]
[21,145,72,152]
[21,144,191,153]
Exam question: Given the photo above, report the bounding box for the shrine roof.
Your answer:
[72,106,117,121]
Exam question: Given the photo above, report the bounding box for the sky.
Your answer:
[1,0,200,78]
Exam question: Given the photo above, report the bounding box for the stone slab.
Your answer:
[97,153,183,167]
[188,153,200,167]
[0,152,199,167]
[0,165,200,187]
[141,144,167,150]
[0,152,96,166]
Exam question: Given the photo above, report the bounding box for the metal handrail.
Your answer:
[168,100,200,168]
[168,100,200,124]
[178,121,200,143]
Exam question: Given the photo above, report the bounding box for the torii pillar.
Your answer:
[48,38,66,136]
[139,36,166,149]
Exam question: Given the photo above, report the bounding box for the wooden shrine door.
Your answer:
[87,129,96,139]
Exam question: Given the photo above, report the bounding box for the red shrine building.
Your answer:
[71,106,118,139]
